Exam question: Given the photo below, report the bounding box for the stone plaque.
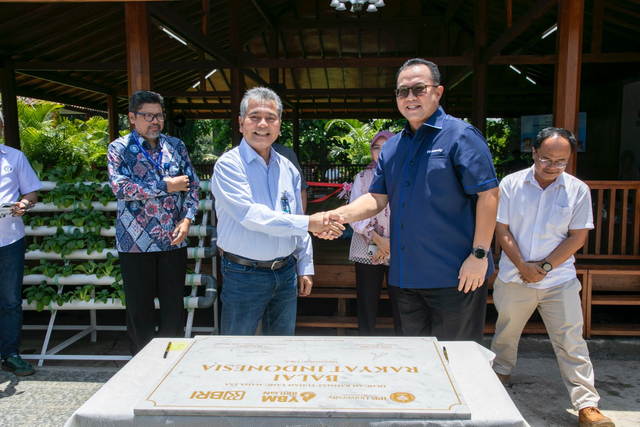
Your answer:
[134,336,471,419]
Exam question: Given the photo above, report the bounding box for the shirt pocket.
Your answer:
[548,204,571,230]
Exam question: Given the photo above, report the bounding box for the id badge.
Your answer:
[280,191,292,214]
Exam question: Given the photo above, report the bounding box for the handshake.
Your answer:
[308,211,346,240]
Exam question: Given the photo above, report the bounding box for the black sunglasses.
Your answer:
[395,84,439,99]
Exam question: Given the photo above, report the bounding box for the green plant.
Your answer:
[35,229,87,257]
[94,289,111,304]
[66,285,94,303]
[74,261,99,275]
[111,283,126,306]
[19,101,111,175]
[24,282,61,312]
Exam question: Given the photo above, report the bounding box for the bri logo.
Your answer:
[3,166,12,172]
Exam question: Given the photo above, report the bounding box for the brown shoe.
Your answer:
[494,371,511,386]
[578,407,615,427]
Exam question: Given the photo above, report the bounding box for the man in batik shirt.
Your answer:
[107,91,199,355]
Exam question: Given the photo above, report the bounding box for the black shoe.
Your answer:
[2,355,36,376]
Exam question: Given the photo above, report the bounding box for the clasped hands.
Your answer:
[518,260,547,284]
[164,175,190,192]
[308,210,345,240]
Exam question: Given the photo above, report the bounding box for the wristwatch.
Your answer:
[541,260,553,272]
[471,247,489,260]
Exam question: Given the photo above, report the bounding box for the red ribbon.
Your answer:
[307,181,345,203]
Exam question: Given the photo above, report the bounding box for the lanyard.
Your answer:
[130,132,165,177]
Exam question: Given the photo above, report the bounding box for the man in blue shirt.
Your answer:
[211,87,343,336]
[108,91,200,355]
[321,59,500,342]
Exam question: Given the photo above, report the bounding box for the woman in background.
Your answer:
[348,131,402,336]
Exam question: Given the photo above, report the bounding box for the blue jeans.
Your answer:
[221,256,298,336]
[0,237,26,359]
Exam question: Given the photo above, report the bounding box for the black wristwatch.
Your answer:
[542,260,553,272]
[471,247,489,260]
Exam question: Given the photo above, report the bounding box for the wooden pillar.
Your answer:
[198,0,210,91]
[438,24,449,111]
[292,107,300,158]
[107,92,119,142]
[472,0,488,136]
[229,0,244,146]
[0,62,20,150]
[165,98,175,136]
[591,0,603,54]
[125,2,152,95]
[269,27,279,88]
[553,0,584,175]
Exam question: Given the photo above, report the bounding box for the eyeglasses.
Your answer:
[395,84,439,99]
[536,155,568,169]
[132,112,166,122]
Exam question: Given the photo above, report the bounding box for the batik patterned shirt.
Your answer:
[107,130,199,253]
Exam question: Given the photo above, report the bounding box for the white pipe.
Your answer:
[40,181,212,192]
[30,201,117,212]
[25,224,215,237]
[25,246,212,260]
[23,274,117,286]
[22,296,206,311]
[31,200,213,212]
[23,273,207,286]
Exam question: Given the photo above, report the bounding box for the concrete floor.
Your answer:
[1,333,639,427]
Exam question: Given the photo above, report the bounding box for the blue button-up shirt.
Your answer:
[107,130,200,253]
[211,139,313,276]
[370,107,498,289]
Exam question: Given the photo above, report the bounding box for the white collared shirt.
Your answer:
[211,139,313,275]
[497,166,593,289]
[0,145,43,247]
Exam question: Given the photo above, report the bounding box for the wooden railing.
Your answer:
[580,181,640,260]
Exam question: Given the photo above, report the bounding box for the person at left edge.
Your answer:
[107,91,200,356]
[1,109,40,376]
[211,87,344,336]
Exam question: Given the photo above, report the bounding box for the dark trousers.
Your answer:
[119,247,187,356]
[396,282,488,343]
[0,238,26,359]
[355,262,403,336]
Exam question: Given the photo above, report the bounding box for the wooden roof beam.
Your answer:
[244,56,473,68]
[444,0,466,25]
[16,70,114,95]
[278,18,441,30]
[447,0,558,90]
[250,0,278,28]
[486,0,558,59]
[148,3,236,65]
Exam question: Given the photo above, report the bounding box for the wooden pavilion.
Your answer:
[1,0,640,336]
[0,0,639,178]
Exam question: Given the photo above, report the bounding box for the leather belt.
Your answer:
[221,251,292,270]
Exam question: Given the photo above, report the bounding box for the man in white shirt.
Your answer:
[0,111,42,376]
[491,127,614,427]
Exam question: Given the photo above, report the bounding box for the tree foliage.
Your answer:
[14,100,111,177]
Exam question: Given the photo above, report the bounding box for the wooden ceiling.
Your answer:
[1,0,639,120]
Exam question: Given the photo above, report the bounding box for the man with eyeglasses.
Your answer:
[319,58,500,343]
[491,127,614,427]
[107,90,200,355]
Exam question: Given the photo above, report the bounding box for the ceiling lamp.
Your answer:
[331,0,384,13]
